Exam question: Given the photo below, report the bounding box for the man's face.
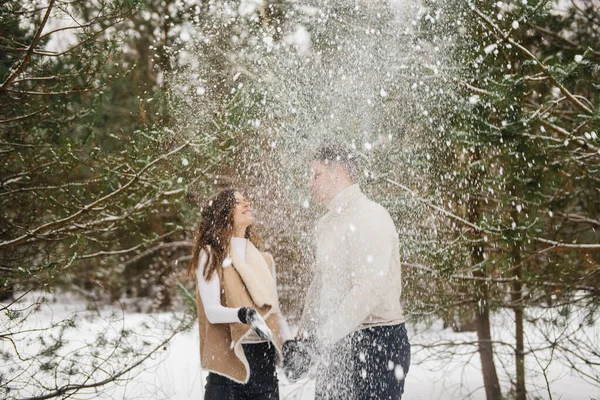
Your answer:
[308,161,337,206]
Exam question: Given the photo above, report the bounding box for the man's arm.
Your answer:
[299,271,321,336]
[298,218,326,337]
[317,210,397,345]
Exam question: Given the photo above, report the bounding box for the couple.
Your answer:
[186,145,411,400]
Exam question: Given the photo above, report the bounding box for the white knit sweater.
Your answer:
[301,184,405,345]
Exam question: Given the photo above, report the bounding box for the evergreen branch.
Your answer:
[33,22,123,58]
[0,107,49,124]
[0,142,51,148]
[0,0,56,91]
[10,73,85,83]
[471,6,595,115]
[385,178,494,234]
[533,237,600,250]
[77,242,146,260]
[17,317,192,400]
[554,212,600,227]
[176,281,197,314]
[2,86,106,96]
[0,141,190,250]
[458,80,495,97]
[12,186,188,246]
[1,161,60,187]
[119,240,192,267]
[0,180,103,197]
[404,262,600,292]
[36,9,130,41]
[528,23,600,56]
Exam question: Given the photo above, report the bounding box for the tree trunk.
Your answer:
[511,214,526,400]
[473,266,502,400]
[468,152,502,400]
[514,298,526,400]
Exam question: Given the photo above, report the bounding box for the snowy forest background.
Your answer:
[1,0,599,399]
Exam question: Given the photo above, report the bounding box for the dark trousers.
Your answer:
[315,323,411,400]
[204,342,279,400]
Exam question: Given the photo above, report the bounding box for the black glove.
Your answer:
[238,307,273,341]
[282,338,314,382]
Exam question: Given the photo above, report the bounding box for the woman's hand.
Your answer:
[238,307,273,341]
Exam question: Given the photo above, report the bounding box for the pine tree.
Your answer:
[0,1,199,397]
[410,0,600,398]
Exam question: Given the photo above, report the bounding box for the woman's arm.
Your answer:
[196,250,241,324]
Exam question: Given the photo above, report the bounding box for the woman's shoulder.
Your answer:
[196,246,223,282]
[197,246,213,268]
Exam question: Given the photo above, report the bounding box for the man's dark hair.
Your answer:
[314,143,359,181]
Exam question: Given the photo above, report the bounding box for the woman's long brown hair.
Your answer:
[186,188,262,280]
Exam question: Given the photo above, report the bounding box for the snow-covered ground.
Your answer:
[2,292,598,399]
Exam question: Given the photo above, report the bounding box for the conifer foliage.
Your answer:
[406,0,600,398]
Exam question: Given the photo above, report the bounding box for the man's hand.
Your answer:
[282,336,316,382]
[238,307,273,341]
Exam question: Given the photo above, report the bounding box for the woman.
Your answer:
[187,188,291,400]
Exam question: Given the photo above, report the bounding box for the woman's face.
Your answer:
[232,191,255,228]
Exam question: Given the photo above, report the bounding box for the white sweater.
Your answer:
[196,237,292,342]
[301,184,405,345]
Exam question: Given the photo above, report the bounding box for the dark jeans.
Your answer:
[315,323,411,400]
[204,342,279,400]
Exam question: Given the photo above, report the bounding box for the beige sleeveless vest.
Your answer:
[195,244,283,384]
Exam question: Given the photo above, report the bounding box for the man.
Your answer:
[297,144,410,399]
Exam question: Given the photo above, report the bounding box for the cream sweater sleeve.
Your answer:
[196,250,242,324]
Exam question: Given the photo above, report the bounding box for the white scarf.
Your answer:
[229,240,278,308]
